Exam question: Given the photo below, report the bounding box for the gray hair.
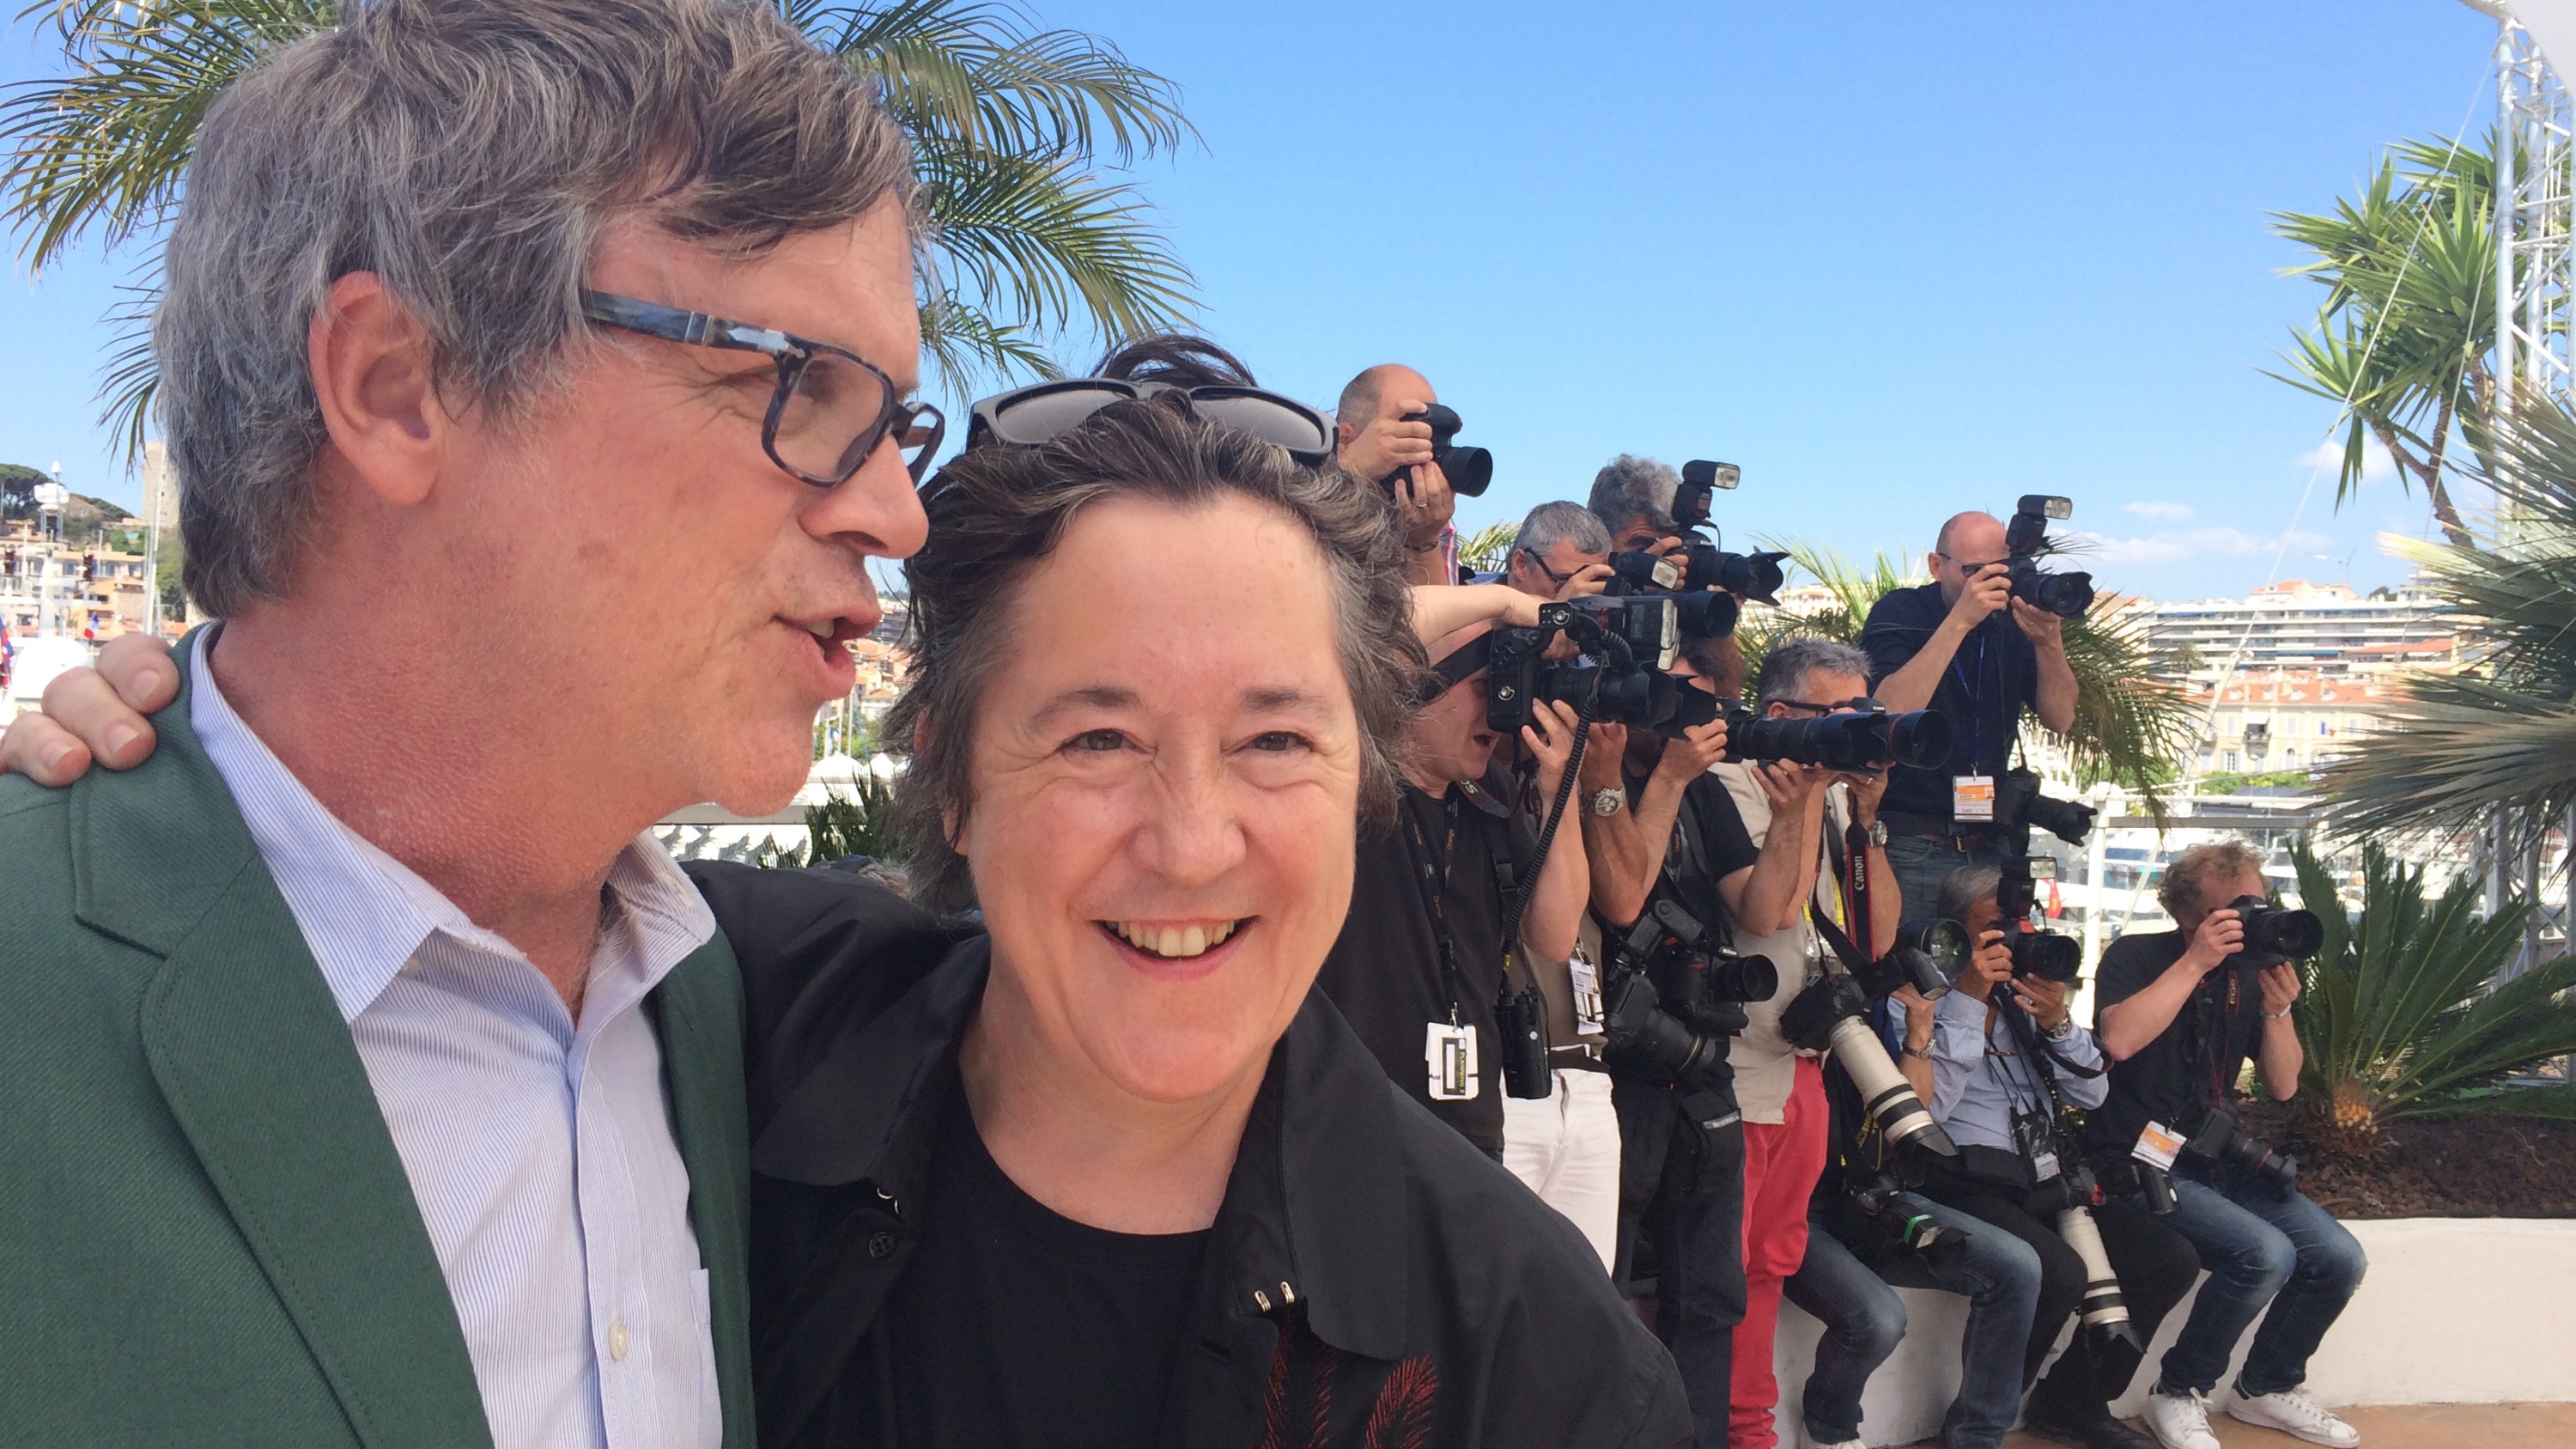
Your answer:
[1937,862,2002,928]
[889,391,1425,909]
[1510,501,1610,563]
[1587,454,1680,536]
[158,0,912,617]
[2158,838,2269,922]
[1755,636,1874,711]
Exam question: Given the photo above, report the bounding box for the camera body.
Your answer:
[1724,702,1952,774]
[2224,893,2324,968]
[1996,766,2096,847]
[1378,403,1492,497]
[2002,494,2096,619]
[1601,898,1775,1090]
[1844,1170,1971,1277]
[1995,851,2082,983]
[2184,1104,2300,1197]
[1485,596,1735,735]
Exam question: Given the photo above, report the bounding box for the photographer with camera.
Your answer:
[1338,364,1488,587]
[1315,617,1593,1165]
[1862,509,2081,926]
[2091,842,2366,1449]
[1893,866,2200,1449]
[1703,638,1911,1449]
[1506,502,1616,601]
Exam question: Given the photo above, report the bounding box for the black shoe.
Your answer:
[2020,1406,2160,1449]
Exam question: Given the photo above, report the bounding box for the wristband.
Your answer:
[2263,1005,2293,1021]
[1902,1044,1933,1062]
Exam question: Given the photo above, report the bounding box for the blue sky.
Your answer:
[0,1,2509,601]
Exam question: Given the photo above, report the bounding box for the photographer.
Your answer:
[1702,638,1907,1449]
[2093,843,2366,1449]
[1862,512,2079,925]
[1488,502,1620,1268]
[1585,454,1753,697]
[1896,866,2199,1449]
[1315,618,1593,1163]
[1337,363,1455,585]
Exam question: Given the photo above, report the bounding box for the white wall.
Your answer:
[1768,1218,2576,1446]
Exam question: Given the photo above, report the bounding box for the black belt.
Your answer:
[1880,811,1993,849]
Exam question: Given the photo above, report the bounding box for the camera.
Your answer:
[1601,898,1777,1089]
[2224,894,2324,967]
[2008,928,2082,984]
[2055,1195,2145,1355]
[1725,703,1951,773]
[1781,971,1959,1163]
[1671,543,1790,604]
[1996,766,2096,847]
[1845,1170,1970,1278]
[1668,459,1741,529]
[1378,403,1491,497]
[2184,1104,2300,1196]
[2002,494,2095,619]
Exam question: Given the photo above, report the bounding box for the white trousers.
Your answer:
[1498,1067,1621,1275]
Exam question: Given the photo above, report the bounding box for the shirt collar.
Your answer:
[189,628,714,1023]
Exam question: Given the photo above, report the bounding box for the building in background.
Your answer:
[2143,579,2458,687]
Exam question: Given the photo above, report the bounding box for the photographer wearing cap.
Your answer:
[2092,842,2364,1449]
[1892,866,2199,1449]
[1337,363,1455,586]
[1313,617,1593,1164]
[1862,512,2079,926]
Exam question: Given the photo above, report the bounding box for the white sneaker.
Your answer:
[1800,1433,1864,1449]
[2227,1385,2361,1447]
[2142,1389,2221,1449]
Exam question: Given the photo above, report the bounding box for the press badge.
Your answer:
[1425,1022,1481,1100]
[1569,947,1606,1037]
[2031,1148,2062,1183]
[2132,1120,2184,1172]
[1953,774,1997,823]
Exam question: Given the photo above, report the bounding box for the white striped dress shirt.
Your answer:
[190,632,722,1449]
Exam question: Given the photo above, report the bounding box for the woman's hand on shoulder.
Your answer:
[0,634,179,784]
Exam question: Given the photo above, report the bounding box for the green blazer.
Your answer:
[0,639,755,1448]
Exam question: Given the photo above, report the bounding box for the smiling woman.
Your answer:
[693,389,1690,1448]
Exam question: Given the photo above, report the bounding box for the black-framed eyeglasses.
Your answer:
[578,289,945,486]
[1520,548,1579,592]
[965,377,1334,466]
[1775,696,1878,715]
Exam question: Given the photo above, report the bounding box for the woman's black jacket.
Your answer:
[686,861,1690,1449]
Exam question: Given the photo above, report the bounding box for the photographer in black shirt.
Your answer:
[1862,511,2078,927]
[2091,841,2365,1449]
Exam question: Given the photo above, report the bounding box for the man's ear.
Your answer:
[1334,418,1358,451]
[307,271,452,508]
[914,716,965,854]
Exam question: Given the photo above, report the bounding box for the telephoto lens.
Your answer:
[1599,970,1728,1085]
[2006,557,2095,618]
[1782,974,1959,1161]
[1728,707,1951,773]
[2006,928,2082,984]
[1701,952,1781,1005]
[2056,1204,2144,1355]
[1681,546,1789,605]
[1535,661,1677,728]
[2226,895,2324,963]
[1892,917,1970,993]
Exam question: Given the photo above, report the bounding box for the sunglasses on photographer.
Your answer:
[965,377,1335,466]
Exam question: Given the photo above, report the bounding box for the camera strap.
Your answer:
[1400,793,1470,1022]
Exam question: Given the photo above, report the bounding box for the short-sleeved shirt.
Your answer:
[1608,769,1763,1094]
[1710,764,1852,1124]
[2084,929,2268,1161]
[1315,781,1525,1152]
[1858,582,2040,825]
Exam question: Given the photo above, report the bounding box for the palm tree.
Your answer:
[2269,134,2500,549]
[2317,387,2576,843]
[2,0,1199,460]
[1749,540,2196,818]
[2289,842,2576,1153]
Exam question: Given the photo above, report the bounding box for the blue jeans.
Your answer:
[2129,1165,2367,1398]
[1882,833,2002,930]
[1783,1198,2040,1449]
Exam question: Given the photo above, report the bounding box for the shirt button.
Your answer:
[608,1318,630,1361]
[866,1232,898,1260]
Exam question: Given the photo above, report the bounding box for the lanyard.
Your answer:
[1401,792,1468,1022]
[1947,634,1989,775]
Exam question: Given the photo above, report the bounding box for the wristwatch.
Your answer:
[1589,788,1626,818]
[1864,819,1888,848]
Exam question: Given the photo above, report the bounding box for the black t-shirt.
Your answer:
[2085,929,2268,1161]
[1315,782,1522,1151]
[1613,768,1763,1093]
[1859,582,2039,824]
[883,1088,1210,1449]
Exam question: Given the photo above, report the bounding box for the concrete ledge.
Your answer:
[1769,1218,2576,1446]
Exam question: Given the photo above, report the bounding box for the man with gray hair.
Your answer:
[1504,500,1614,601]
[1588,453,1684,554]
[0,3,927,1445]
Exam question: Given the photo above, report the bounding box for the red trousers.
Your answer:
[1728,1059,1828,1449]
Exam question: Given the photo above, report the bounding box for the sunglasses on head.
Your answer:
[963,377,1335,466]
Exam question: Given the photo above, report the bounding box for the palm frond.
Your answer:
[916,291,1058,399]
[914,135,1194,352]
